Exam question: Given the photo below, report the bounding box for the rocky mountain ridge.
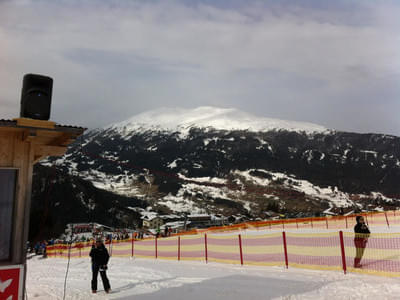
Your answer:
[37,107,400,226]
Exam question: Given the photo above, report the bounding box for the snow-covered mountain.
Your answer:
[106,107,329,138]
[36,106,400,236]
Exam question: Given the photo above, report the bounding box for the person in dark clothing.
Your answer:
[354,216,370,268]
[89,239,111,294]
[164,226,168,237]
[34,242,40,255]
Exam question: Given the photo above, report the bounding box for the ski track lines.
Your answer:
[26,256,400,300]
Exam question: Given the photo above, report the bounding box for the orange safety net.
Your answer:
[285,232,343,272]
[47,229,400,278]
[46,210,400,277]
[343,232,400,277]
[241,233,285,267]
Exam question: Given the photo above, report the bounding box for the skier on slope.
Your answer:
[90,239,111,294]
[353,216,370,268]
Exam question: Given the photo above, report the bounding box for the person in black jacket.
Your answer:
[354,216,370,268]
[90,239,111,293]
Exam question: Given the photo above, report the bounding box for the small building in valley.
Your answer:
[142,215,164,229]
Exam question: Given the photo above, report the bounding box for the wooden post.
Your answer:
[282,232,288,269]
[238,234,243,266]
[155,237,158,259]
[384,212,390,228]
[339,231,347,274]
[311,219,313,229]
[178,236,181,261]
[204,234,208,263]
[296,220,298,229]
[131,234,135,257]
[67,243,72,262]
[345,216,348,229]
[325,218,328,229]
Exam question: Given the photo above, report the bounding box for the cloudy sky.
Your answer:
[1,0,399,135]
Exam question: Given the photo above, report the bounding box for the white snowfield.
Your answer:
[106,106,329,138]
[27,255,400,300]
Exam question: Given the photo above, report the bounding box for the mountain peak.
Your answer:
[107,106,329,137]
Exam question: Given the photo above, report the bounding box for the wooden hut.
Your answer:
[0,117,85,291]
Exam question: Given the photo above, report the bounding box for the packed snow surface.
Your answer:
[27,256,400,300]
[107,107,329,138]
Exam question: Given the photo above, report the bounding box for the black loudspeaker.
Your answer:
[20,74,53,120]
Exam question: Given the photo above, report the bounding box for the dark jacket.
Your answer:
[90,244,110,266]
[354,223,370,235]
[354,222,370,248]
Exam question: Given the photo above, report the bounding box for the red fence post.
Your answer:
[178,236,181,261]
[155,237,158,259]
[204,234,208,263]
[238,234,243,266]
[282,231,288,269]
[384,212,390,228]
[339,231,347,274]
[131,237,134,257]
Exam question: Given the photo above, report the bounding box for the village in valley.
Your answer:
[60,213,251,243]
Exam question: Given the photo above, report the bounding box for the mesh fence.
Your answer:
[47,230,400,277]
[47,210,400,277]
[155,236,177,260]
[179,235,205,261]
[343,232,400,277]
[241,233,285,267]
[285,232,342,272]
[207,234,241,265]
